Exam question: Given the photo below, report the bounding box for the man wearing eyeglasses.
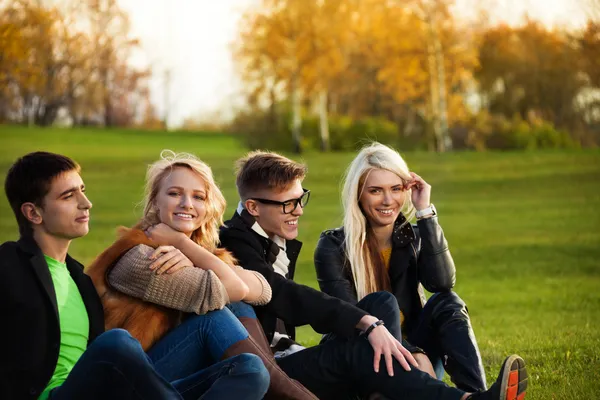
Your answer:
[219,151,476,400]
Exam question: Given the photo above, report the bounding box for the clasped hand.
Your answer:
[145,223,193,275]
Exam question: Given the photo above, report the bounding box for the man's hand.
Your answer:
[149,245,193,275]
[359,316,418,376]
[145,223,188,247]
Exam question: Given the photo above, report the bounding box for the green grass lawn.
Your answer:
[1,125,599,399]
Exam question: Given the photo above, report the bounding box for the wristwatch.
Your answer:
[416,204,437,220]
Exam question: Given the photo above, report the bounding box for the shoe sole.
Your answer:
[499,355,528,400]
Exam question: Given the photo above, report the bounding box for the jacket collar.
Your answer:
[391,213,416,248]
[17,236,59,320]
[228,210,302,262]
[326,214,416,248]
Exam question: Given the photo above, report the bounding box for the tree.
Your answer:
[476,20,585,129]
[0,0,155,127]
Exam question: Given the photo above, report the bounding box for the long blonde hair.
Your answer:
[341,143,415,300]
[138,150,226,252]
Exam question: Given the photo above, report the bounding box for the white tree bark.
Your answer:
[318,88,330,151]
[291,73,303,153]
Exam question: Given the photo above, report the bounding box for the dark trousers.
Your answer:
[50,327,268,400]
[49,329,181,400]
[276,291,466,400]
[408,291,487,392]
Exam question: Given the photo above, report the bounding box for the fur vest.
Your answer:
[86,227,236,351]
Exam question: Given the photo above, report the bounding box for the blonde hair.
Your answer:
[341,142,415,300]
[138,150,226,252]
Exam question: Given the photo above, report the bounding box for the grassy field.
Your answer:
[1,125,599,399]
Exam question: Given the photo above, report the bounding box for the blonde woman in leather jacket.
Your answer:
[315,142,527,399]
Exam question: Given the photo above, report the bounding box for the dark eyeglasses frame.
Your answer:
[250,189,311,214]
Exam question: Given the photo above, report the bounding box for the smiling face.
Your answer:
[33,170,92,240]
[359,168,407,229]
[246,179,305,241]
[154,167,207,237]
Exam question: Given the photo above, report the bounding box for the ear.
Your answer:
[244,199,260,217]
[21,202,43,225]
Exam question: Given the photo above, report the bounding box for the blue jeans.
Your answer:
[147,307,269,400]
[50,329,181,400]
[226,301,257,319]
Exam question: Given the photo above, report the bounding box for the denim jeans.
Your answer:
[49,329,182,400]
[147,307,269,400]
[226,301,258,319]
[276,291,466,400]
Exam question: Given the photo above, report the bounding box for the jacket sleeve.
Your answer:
[108,244,229,314]
[314,232,358,304]
[415,216,456,292]
[220,228,367,338]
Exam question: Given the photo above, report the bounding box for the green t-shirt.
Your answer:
[39,255,89,400]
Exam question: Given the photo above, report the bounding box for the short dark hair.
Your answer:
[4,151,80,237]
[235,151,307,200]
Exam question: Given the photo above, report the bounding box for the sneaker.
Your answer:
[468,355,528,400]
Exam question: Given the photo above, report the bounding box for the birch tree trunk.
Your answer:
[433,30,451,151]
[291,72,303,154]
[318,88,330,151]
[426,27,440,152]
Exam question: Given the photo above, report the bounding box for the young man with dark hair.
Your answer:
[220,150,528,400]
[1,152,181,400]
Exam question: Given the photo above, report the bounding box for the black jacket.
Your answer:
[219,211,368,343]
[0,237,105,400]
[314,214,456,337]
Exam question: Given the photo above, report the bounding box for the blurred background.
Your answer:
[1,0,600,152]
[1,1,599,399]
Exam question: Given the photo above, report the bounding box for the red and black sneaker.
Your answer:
[469,355,528,400]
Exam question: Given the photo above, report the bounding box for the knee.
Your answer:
[360,291,400,315]
[226,302,258,319]
[230,353,270,394]
[362,291,397,306]
[186,309,249,346]
[428,291,466,310]
[427,291,470,324]
[88,329,145,363]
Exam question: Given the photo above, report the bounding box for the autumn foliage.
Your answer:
[0,0,158,127]
[231,0,600,151]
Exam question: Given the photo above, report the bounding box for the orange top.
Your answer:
[380,247,405,327]
[381,247,392,270]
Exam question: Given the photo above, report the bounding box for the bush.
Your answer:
[465,111,578,150]
[230,107,402,152]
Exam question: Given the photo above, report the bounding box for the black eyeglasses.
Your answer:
[251,189,311,214]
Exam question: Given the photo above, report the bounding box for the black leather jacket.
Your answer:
[314,213,456,337]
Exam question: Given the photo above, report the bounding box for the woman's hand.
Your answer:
[145,223,188,247]
[149,246,194,275]
[405,172,431,211]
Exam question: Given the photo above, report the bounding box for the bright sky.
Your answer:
[119,0,588,128]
